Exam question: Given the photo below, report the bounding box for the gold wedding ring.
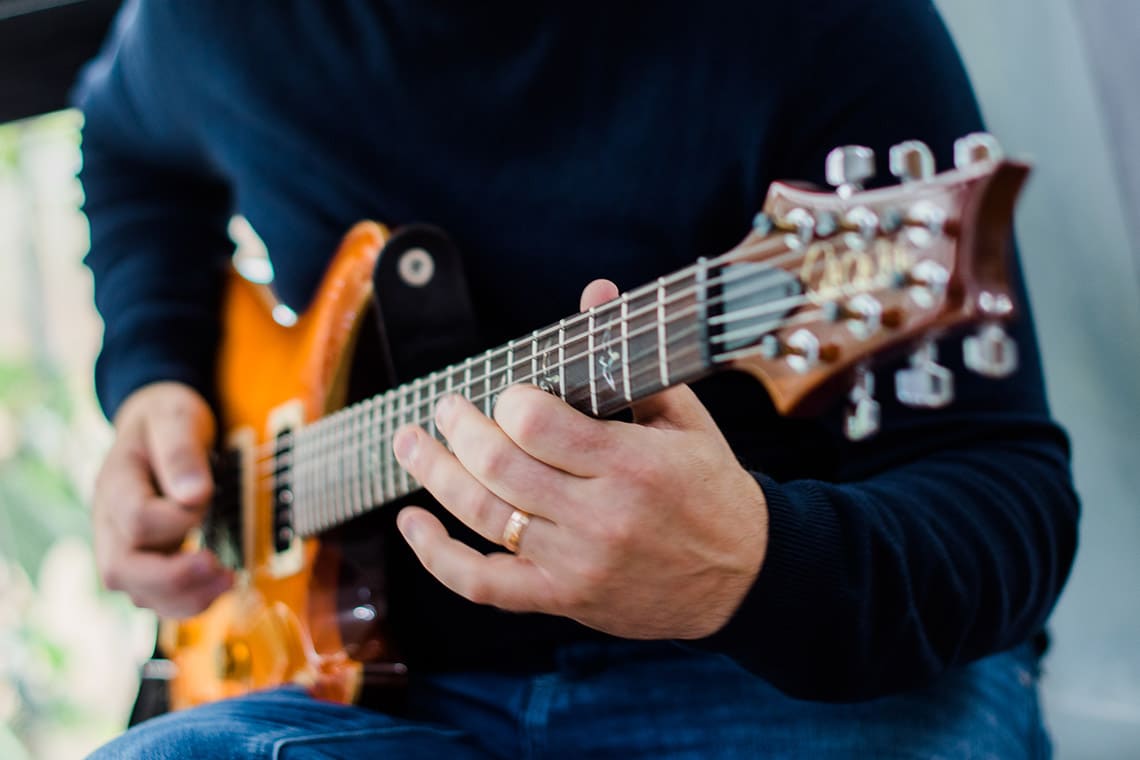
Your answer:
[501,509,531,553]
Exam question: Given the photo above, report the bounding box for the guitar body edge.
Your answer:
[161,221,392,711]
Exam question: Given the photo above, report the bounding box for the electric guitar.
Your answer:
[154,135,1029,709]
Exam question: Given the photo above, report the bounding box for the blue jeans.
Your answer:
[91,641,1050,759]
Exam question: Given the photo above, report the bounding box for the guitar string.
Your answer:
[273,301,836,531]
[248,270,815,475]
[262,273,899,530]
[249,291,834,510]
[246,233,876,466]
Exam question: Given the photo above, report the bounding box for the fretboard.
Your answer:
[284,259,717,536]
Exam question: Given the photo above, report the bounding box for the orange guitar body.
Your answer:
[161,221,398,710]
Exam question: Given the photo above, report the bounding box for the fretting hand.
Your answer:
[392,280,769,640]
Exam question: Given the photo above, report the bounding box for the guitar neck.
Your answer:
[286,259,718,536]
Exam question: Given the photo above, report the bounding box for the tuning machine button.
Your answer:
[844,366,881,441]
[826,146,876,199]
[963,323,1019,378]
[785,329,820,373]
[784,208,816,247]
[890,141,935,183]
[954,133,1004,169]
[895,341,954,408]
[759,330,838,373]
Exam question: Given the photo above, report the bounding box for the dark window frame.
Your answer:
[0,0,120,123]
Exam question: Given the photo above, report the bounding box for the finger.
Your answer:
[629,383,717,431]
[393,426,562,557]
[101,548,233,619]
[430,395,584,518]
[492,384,619,477]
[146,395,215,508]
[397,507,555,614]
[579,279,620,312]
[96,445,206,550]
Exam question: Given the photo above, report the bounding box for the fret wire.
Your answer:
[530,330,540,392]
[333,411,345,524]
[558,319,567,400]
[620,293,632,402]
[657,278,669,388]
[371,397,384,504]
[341,411,352,522]
[427,373,438,440]
[483,352,492,416]
[384,390,396,502]
[322,413,332,528]
[464,359,472,408]
[397,386,411,496]
[587,310,598,415]
[412,379,423,446]
[342,409,353,520]
[695,257,710,367]
[311,423,320,529]
[506,341,514,385]
[348,403,362,517]
[362,398,375,507]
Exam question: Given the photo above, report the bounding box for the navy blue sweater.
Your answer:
[76,0,1079,701]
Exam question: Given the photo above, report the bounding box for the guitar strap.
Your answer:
[367,224,483,386]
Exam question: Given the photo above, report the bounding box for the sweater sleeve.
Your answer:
[74,0,233,419]
[692,0,1079,701]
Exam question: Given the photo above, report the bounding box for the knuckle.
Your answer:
[506,398,548,445]
[475,442,512,481]
[460,576,494,607]
[114,494,151,546]
[466,490,499,531]
[100,561,125,592]
[167,561,201,591]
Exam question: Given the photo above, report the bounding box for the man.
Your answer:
[79,1,1079,757]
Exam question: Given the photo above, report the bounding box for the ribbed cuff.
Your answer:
[687,474,847,682]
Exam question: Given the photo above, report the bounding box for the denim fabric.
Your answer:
[91,642,1050,759]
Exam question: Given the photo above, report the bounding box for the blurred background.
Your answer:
[0,0,1137,757]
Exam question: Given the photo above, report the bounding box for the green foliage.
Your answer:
[0,360,86,578]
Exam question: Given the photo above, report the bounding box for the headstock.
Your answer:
[708,133,1030,440]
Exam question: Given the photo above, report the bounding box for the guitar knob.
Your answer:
[844,367,881,441]
[895,341,954,408]
[826,146,875,198]
[963,323,1019,378]
[954,133,1004,169]
[889,141,935,183]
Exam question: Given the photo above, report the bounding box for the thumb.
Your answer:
[630,383,715,430]
[145,394,216,508]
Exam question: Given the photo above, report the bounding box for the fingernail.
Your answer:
[435,395,457,430]
[398,513,420,546]
[393,429,418,464]
[171,472,209,502]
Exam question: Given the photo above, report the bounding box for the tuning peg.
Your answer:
[889,141,935,183]
[826,146,876,198]
[963,323,1019,378]
[895,341,954,408]
[845,366,881,441]
[954,133,1004,169]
